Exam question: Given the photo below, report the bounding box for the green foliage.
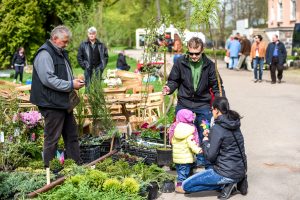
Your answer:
[87,75,115,133]
[38,182,97,200]
[95,157,114,171]
[21,140,43,160]
[103,178,122,192]
[122,177,140,194]
[0,171,46,199]
[292,47,300,59]
[75,92,86,136]
[141,129,160,139]
[49,158,63,171]
[28,160,44,170]
[0,0,98,68]
[0,140,30,171]
[67,174,86,187]
[38,182,143,200]
[85,170,108,189]
[204,49,226,57]
[190,0,220,30]
[0,0,45,67]
[103,0,187,47]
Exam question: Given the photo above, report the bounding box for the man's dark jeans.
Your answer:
[84,67,103,88]
[39,108,81,167]
[270,57,283,83]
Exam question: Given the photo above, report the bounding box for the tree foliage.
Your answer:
[0,0,268,68]
[0,0,98,68]
[0,0,44,67]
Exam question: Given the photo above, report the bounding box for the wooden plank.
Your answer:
[15,84,31,91]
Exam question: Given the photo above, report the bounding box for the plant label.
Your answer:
[0,131,4,142]
[14,127,20,137]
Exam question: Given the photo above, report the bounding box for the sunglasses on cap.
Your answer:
[188,51,202,56]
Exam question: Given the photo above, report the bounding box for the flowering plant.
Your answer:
[13,111,42,129]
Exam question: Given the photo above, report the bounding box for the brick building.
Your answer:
[266,0,300,52]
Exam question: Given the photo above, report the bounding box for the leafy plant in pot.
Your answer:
[49,158,63,174]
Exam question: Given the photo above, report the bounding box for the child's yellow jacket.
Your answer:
[172,122,202,164]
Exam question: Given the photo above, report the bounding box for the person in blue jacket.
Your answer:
[265,34,287,84]
[228,36,241,70]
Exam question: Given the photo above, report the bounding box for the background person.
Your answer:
[163,37,225,168]
[30,25,85,167]
[236,35,252,71]
[11,47,26,83]
[228,36,241,70]
[172,33,183,64]
[116,50,130,71]
[77,26,109,87]
[265,34,287,84]
[250,34,266,83]
[179,97,247,200]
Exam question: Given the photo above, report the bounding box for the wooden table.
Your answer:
[106,96,141,123]
[103,87,127,97]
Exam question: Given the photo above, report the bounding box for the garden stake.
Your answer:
[110,134,115,152]
[46,167,50,185]
[163,47,167,148]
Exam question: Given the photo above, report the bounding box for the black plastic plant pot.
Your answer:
[156,148,172,166]
[147,181,159,200]
[160,180,175,193]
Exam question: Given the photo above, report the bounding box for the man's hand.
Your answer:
[162,85,170,95]
[73,79,85,90]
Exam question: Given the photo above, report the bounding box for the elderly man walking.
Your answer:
[77,26,109,87]
[266,34,287,84]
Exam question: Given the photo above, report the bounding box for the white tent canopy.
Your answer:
[183,30,206,43]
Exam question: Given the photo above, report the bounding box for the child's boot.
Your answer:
[175,182,185,194]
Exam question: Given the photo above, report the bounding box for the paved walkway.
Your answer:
[125,50,300,200]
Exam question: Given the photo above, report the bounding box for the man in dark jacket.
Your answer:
[163,37,225,167]
[266,34,287,84]
[30,25,85,167]
[77,26,109,87]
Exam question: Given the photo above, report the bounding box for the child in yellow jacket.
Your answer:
[169,109,202,192]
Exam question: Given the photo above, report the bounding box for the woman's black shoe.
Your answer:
[217,183,237,199]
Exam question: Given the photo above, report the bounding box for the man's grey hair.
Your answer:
[50,25,72,39]
[87,26,97,34]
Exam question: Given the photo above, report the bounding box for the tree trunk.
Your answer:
[156,0,161,21]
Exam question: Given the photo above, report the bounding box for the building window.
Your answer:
[290,0,296,20]
[277,0,283,22]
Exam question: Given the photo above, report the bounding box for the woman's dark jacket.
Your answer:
[11,52,26,66]
[116,53,130,70]
[166,54,225,109]
[265,41,287,66]
[202,115,247,180]
[77,39,108,71]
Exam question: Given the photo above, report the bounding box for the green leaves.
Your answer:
[0,0,44,67]
[190,0,220,29]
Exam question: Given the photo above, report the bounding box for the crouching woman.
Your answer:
[179,97,247,199]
